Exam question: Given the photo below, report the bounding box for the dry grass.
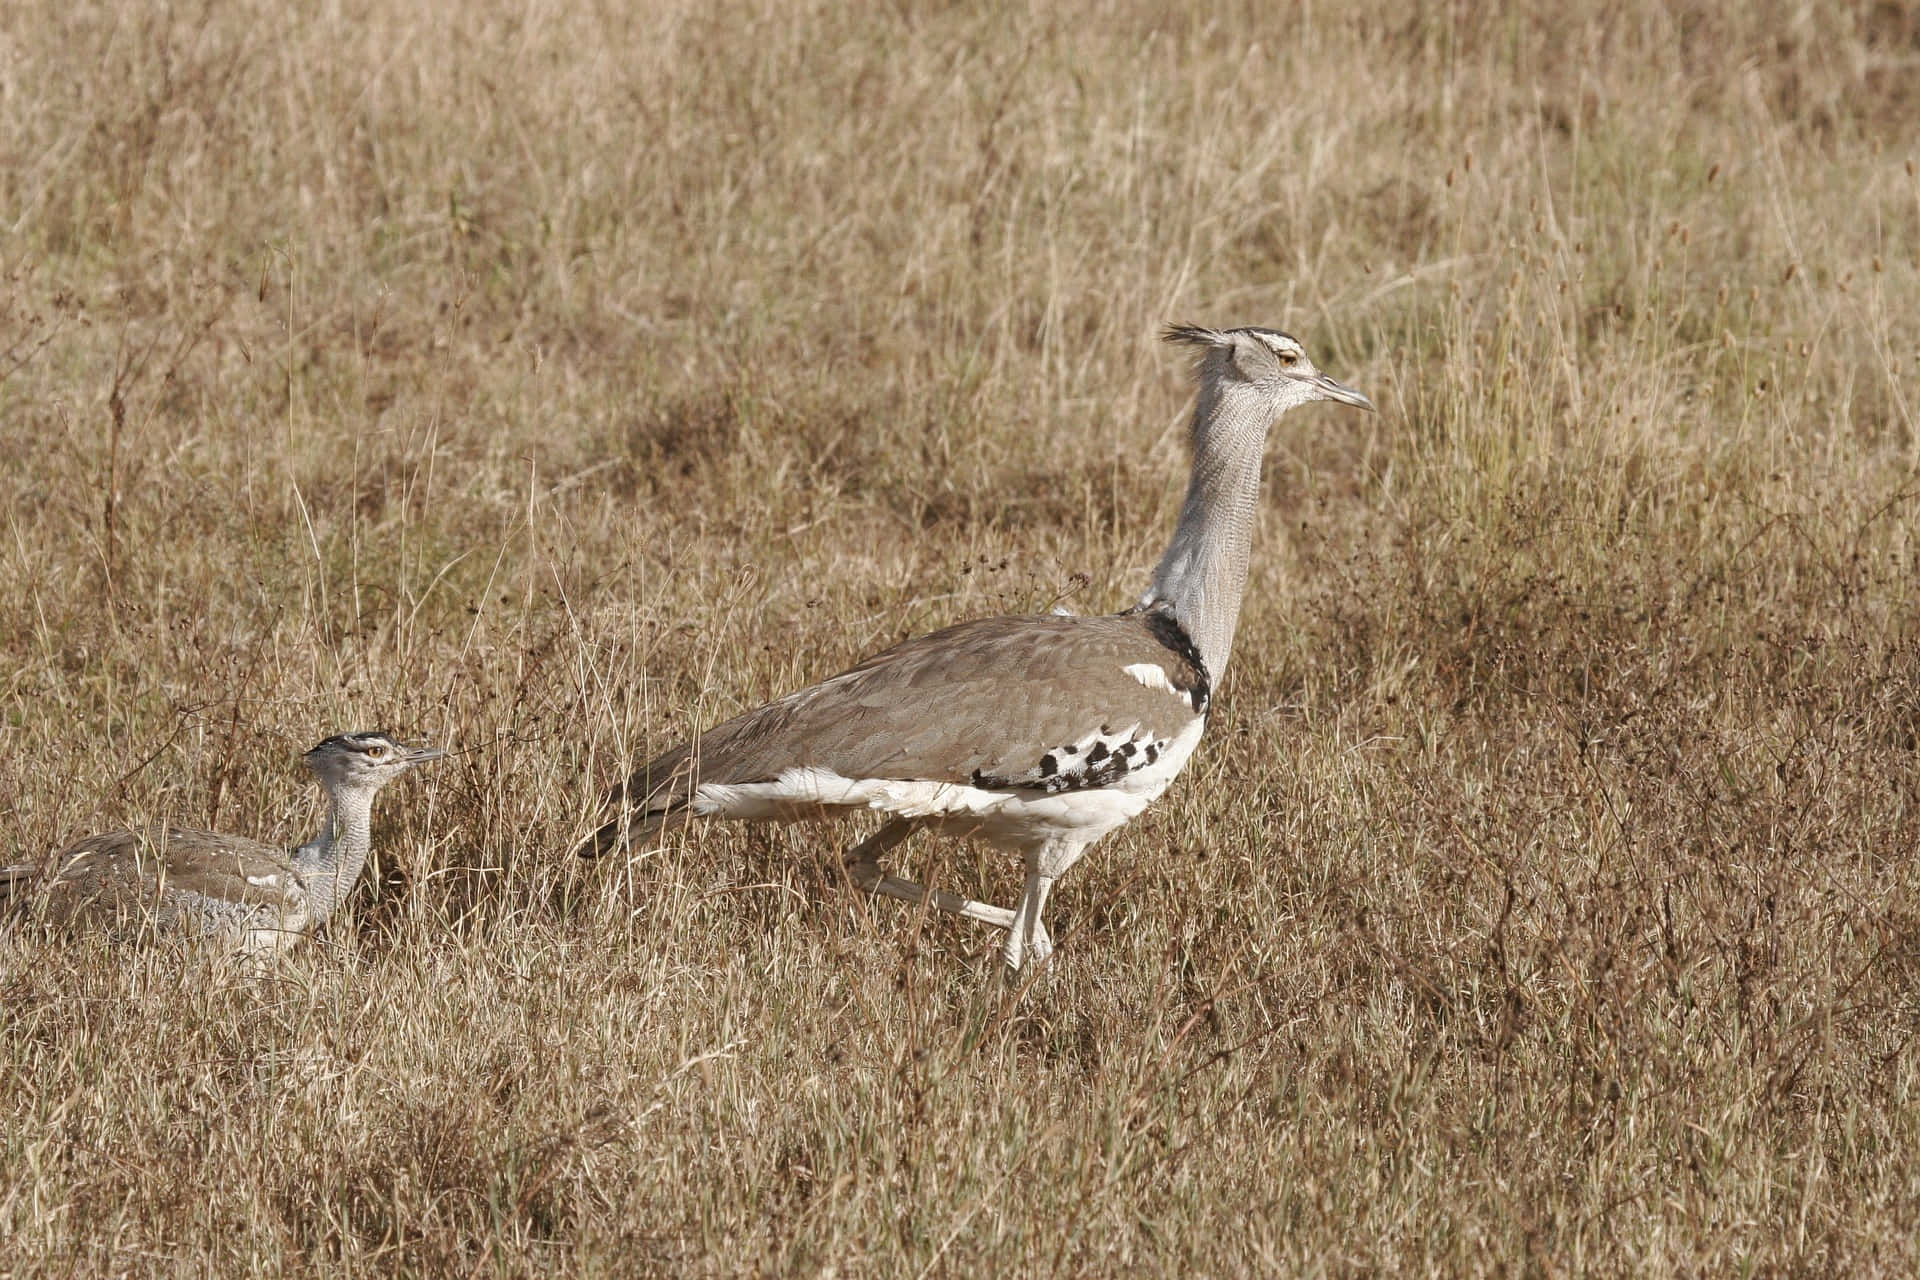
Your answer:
[2,0,1918,1272]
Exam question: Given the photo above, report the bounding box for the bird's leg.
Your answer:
[1001,870,1056,973]
[1003,838,1094,974]
[843,819,1017,931]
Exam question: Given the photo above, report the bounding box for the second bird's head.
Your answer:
[303,732,446,793]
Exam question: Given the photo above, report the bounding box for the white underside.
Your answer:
[169,889,314,955]
[690,716,1207,853]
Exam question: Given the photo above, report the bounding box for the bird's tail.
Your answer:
[574,806,684,859]
[576,744,703,859]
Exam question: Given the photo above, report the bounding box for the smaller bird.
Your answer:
[0,732,443,955]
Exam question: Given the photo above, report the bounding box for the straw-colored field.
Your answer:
[2,0,1917,1272]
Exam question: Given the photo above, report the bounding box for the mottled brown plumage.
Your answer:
[14,827,317,939]
[587,611,1207,850]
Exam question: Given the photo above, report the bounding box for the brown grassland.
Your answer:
[3,0,1919,1273]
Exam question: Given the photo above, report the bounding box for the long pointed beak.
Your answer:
[1313,373,1375,412]
[402,743,448,765]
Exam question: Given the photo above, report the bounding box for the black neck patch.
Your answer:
[1139,608,1211,715]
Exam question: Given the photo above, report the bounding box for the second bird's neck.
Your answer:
[292,789,377,921]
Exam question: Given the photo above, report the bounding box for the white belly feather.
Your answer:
[690,716,1207,852]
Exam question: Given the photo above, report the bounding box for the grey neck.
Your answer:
[1137,392,1275,684]
[291,785,377,922]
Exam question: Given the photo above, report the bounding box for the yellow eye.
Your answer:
[367,745,389,760]
[1279,352,1300,366]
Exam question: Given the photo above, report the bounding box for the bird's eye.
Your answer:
[366,745,389,760]
[1279,352,1300,366]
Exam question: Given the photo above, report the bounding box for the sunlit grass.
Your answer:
[1,0,1916,1272]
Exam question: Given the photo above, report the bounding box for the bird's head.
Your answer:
[303,732,445,793]
[1163,323,1374,422]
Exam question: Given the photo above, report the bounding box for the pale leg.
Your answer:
[844,819,1017,931]
[1001,837,1096,973]
[1001,870,1055,973]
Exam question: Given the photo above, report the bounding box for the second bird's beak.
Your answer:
[1312,373,1375,412]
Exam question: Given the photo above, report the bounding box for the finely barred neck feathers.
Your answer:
[1141,324,1373,683]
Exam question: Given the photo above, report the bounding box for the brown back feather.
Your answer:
[21,828,302,926]
[584,612,1208,855]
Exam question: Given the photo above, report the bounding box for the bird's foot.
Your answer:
[1000,920,1053,979]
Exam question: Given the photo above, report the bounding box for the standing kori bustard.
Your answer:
[578,325,1374,972]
